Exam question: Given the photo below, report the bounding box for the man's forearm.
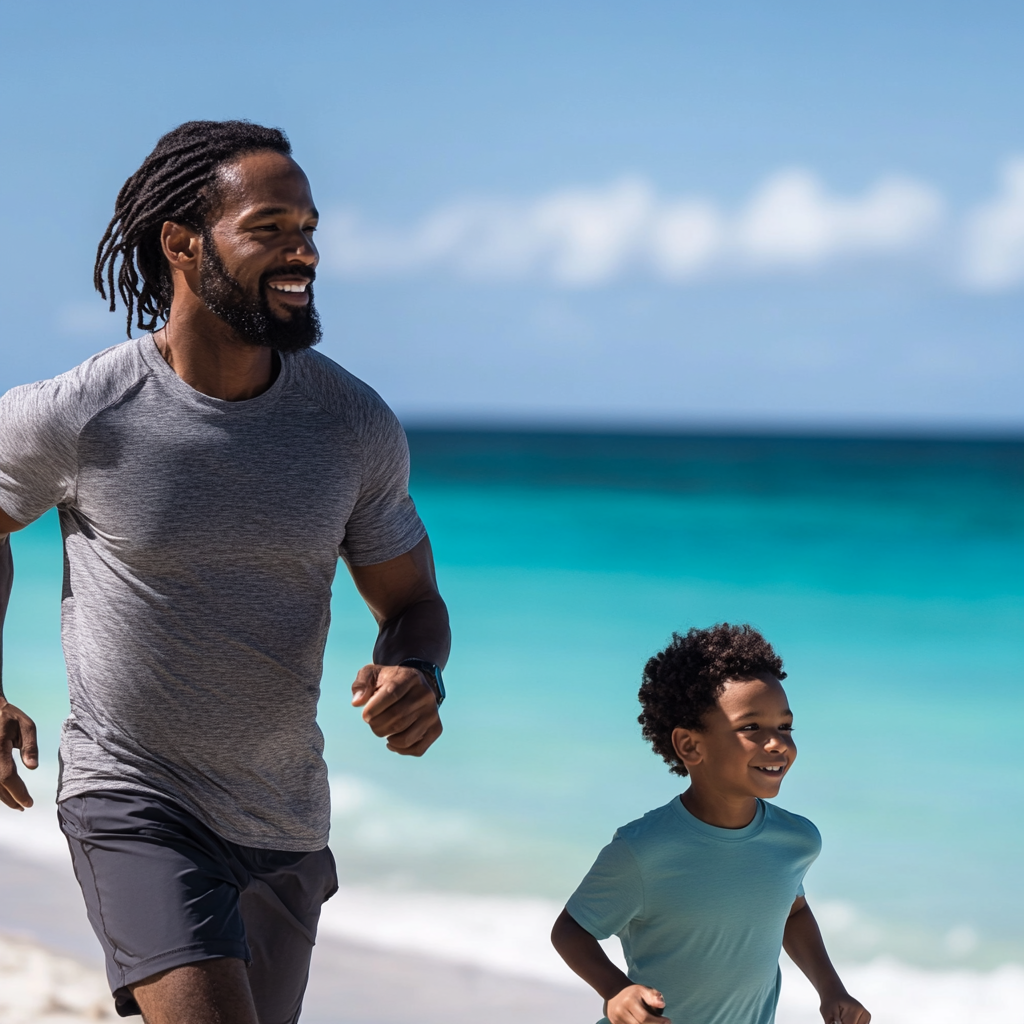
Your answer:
[0,534,12,697]
[372,593,451,669]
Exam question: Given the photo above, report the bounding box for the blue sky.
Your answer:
[2,1,1023,427]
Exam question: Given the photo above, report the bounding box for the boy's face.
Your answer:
[672,675,795,800]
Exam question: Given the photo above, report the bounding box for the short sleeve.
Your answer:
[339,403,426,566]
[565,834,645,941]
[0,382,78,525]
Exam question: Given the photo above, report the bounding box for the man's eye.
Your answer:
[305,225,318,234]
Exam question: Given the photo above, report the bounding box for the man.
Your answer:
[0,120,450,1024]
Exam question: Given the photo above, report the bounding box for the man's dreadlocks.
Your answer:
[94,120,291,336]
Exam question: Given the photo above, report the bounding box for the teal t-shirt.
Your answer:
[566,797,821,1024]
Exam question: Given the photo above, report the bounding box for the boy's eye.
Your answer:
[739,724,759,732]
[780,723,794,732]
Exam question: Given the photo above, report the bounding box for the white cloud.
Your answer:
[648,201,724,279]
[328,179,656,286]
[961,157,1024,290]
[321,169,944,287]
[735,170,943,267]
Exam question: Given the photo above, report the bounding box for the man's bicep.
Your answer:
[0,381,79,526]
[347,536,440,623]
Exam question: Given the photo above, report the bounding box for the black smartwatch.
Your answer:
[399,658,446,706]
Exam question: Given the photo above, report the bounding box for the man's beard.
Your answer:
[198,232,322,353]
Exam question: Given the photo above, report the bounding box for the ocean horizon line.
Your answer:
[400,419,1024,443]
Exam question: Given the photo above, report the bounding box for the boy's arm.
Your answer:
[783,897,870,1024]
[0,510,39,812]
[551,908,669,1024]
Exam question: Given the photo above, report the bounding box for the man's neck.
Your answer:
[680,783,759,830]
[155,305,276,402]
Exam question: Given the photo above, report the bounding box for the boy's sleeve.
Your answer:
[794,817,822,899]
[565,834,644,941]
[0,382,78,525]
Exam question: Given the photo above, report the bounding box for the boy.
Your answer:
[551,624,869,1024]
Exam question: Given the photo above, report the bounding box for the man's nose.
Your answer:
[284,231,318,266]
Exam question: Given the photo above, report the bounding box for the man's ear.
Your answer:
[671,726,703,769]
[160,220,202,271]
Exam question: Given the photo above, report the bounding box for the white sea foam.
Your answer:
[319,886,623,985]
[320,887,1024,1023]
[777,956,1024,1023]
[0,769,68,867]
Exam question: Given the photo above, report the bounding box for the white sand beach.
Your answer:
[3,815,1024,1024]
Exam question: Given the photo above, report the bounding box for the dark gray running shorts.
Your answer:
[58,790,339,1021]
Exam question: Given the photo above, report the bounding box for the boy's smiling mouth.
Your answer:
[753,764,786,774]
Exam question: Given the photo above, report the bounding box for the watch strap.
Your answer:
[399,658,446,706]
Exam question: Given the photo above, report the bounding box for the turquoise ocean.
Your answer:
[4,430,1023,976]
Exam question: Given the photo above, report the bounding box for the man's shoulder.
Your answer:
[287,349,396,426]
[0,338,150,436]
[763,801,822,850]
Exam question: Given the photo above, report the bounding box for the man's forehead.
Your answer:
[215,152,315,211]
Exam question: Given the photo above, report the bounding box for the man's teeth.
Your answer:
[269,282,308,293]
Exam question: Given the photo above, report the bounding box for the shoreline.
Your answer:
[3,841,1024,1023]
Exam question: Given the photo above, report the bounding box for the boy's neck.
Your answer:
[681,784,760,830]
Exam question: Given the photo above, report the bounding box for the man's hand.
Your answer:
[0,698,38,810]
[819,991,871,1024]
[605,984,669,1024]
[351,664,442,756]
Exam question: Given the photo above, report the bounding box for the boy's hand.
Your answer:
[820,991,870,1024]
[605,984,669,1024]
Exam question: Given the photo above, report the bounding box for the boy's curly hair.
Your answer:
[638,624,786,777]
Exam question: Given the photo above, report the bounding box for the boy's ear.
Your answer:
[671,727,703,769]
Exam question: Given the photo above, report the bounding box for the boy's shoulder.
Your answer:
[762,801,821,846]
[611,797,686,846]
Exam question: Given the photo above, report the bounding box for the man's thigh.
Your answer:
[131,958,258,1024]
[237,846,339,1023]
[59,790,337,1023]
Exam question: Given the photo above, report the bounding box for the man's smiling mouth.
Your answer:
[268,282,309,293]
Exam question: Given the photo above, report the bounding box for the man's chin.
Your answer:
[226,305,322,353]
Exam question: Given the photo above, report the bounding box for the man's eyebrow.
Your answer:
[247,205,320,218]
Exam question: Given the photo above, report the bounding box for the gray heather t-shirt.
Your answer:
[0,336,426,851]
